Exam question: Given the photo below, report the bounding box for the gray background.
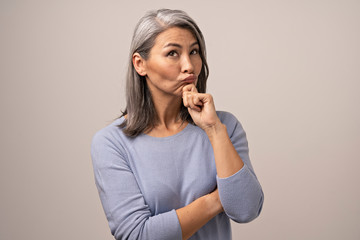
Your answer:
[1,0,359,239]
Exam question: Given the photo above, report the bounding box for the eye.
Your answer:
[190,49,199,55]
[167,50,178,57]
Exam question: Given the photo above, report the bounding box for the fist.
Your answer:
[182,84,220,130]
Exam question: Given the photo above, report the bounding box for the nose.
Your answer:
[181,54,194,74]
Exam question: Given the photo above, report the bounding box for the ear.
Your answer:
[132,53,147,76]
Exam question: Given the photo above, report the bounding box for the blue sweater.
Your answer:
[91,111,263,240]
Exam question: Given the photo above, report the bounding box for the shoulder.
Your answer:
[216,111,245,138]
[91,117,129,160]
[92,117,125,143]
[216,111,239,124]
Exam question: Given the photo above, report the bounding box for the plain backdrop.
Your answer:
[1,0,359,239]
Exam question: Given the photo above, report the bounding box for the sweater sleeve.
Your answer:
[216,112,264,223]
[91,129,182,240]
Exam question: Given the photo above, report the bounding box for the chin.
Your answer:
[171,91,183,98]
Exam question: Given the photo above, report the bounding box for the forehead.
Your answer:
[153,27,197,48]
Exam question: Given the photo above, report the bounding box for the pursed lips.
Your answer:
[182,75,197,84]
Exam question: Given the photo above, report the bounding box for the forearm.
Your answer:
[176,190,223,240]
[205,120,263,223]
[205,122,244,178]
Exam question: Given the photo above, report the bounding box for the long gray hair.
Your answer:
[120,9,209,137]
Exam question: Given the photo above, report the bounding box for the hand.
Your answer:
[207,188,224,215]
[182,84,221,130]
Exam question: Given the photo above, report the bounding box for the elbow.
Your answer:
[113,226,142,240]
[112,224,126,240]
[113,224,148,240]
[111,215,148,240]
[227,194,264,224]
[231,209,260,223]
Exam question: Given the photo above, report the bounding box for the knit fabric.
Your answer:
[91,111,263,240]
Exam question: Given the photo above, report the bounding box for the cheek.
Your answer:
[160,66,178,79]
[195,59,203,75]
[148,62,178,80]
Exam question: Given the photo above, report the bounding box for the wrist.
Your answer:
[204,121,227,139]
[203,191,223,216]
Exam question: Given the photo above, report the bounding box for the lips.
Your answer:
[182,75,197,84]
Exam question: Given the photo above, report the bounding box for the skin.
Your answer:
[133,27,244,240]
[133,27,202,136]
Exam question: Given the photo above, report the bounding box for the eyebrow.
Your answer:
[163,42,199,49]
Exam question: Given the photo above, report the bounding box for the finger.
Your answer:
[182,83,198,93]
[194,93,213,105]
[187,94,201,112]
[192,94,204,107]
[183,91,200,110]
[182,91,190,108]
[186,93,201,112]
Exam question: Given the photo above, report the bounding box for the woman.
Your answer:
[91,9,263,240]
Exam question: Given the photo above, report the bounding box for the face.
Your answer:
[135,27,202,98]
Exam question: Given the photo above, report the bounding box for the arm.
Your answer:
[176,189,223,240]
[91,131,180,240]
[91,129,223,240]
[182,84,243,177]
[205,121,244,178]
[206,114,264,223]
[183,84,264,223]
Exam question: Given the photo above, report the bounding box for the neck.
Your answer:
[152,93,183,128]
[144,78,188,137]
[145,89,188,137]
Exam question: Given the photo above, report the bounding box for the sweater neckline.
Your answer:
[117,116,195,141]
[140,122,194,141]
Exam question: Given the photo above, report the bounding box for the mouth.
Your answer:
[182,75,197,84]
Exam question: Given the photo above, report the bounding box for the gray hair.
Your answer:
[120,9,209,137]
